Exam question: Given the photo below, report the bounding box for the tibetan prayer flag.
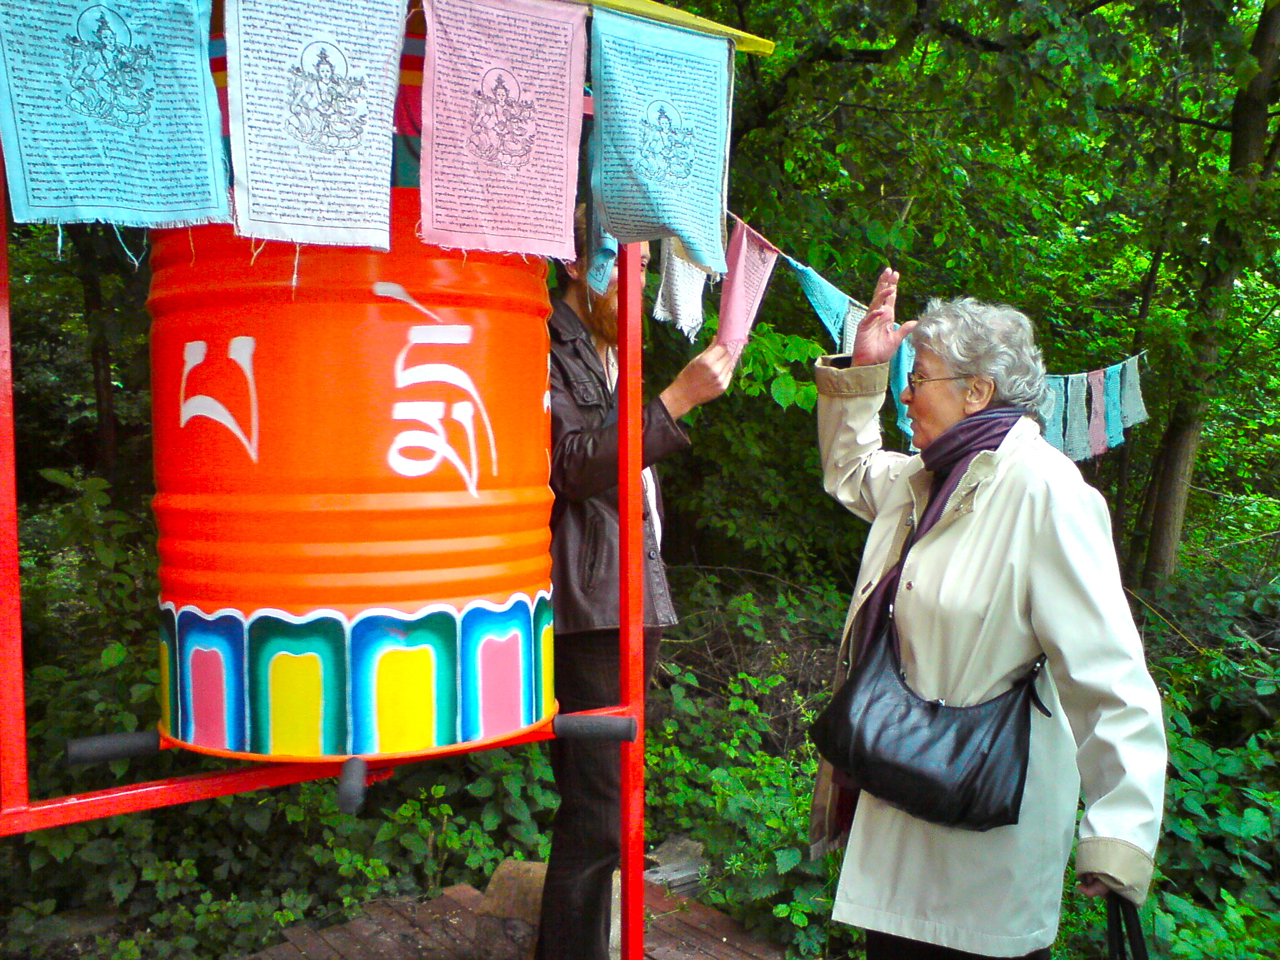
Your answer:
[590,8,732,274]
[0,0,229,227]
[1040,377,1065,452]
[654,237,708,341]
[785,256,852,346]
[841,300,869,354]
[1088,369,1109,457]
[1104,364,1124,448]
[1064,373,1090,462]
[226,0,403,248]
[888,335,915,443]
[716,217,778,348]
[420,0,587,259]
[1120,354,1149,427]
[586,204,618,295]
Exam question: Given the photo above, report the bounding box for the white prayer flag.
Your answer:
[654,237,710,341]
[226,0,404,248]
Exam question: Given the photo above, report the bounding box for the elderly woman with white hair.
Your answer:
[809,269,1167,959]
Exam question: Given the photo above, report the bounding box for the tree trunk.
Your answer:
[1141,403,1207,589]
[1138,3,1280,587]
[88,323,118,484]
[67,226,123,487]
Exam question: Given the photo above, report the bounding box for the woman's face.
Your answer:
[901,346,974,449]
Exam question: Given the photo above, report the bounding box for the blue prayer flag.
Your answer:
[0,0,229,226]
[888,335,915,444]
[1040,377,1065,452]
[590,9,732,274]
[784,255,852,346]
[586,205,619,295]
[1104,364,1125,448]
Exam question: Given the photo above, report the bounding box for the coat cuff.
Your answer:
[642,396,691,463]
[814,359,889,398]
[1076,836,1155,906]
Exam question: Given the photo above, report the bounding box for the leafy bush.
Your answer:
[647,669,846,958]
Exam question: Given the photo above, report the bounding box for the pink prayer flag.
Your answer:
[420,0,587,259]
[1088,369,1109,457]
[717,217,780,348]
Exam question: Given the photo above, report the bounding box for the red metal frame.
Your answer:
[616,242,646,960]
[0,152,651,959]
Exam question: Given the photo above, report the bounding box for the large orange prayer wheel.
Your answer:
[148,189,555,761]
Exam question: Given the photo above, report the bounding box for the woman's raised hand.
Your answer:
[851,268,916,366]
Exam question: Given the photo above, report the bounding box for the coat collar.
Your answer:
[549,297,610,389]
[549,296,592,344]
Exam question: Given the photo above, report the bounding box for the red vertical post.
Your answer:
[0,147,28,816]
[616,241,645,960]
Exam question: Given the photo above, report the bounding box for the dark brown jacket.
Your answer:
[548,299,691,634]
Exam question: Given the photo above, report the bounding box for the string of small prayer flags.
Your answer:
[1039,354,1147,461]
[650,213,1150,463]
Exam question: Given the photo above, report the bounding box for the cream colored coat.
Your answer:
[813,360,1166,957]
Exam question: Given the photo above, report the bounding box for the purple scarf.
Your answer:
[854,406,1026,663]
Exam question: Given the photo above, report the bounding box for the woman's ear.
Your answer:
[563,258,586,282]
[965,376,996,413]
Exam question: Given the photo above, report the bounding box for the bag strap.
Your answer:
[1026,656,1052,718]
[1106,892,1150,960]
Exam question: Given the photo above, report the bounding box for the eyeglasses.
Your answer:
[905,372,969,393]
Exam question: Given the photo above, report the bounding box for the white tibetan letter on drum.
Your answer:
[387,325,498,496]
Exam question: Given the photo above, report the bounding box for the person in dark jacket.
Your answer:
[536,229,735,960]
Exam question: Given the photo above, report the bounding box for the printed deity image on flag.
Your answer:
[637,100,695,182]
[65,6,155,128]
[285,42,367,153]
[466,68,537,169]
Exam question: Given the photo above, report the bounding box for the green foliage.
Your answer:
[4,2,1280,958]
[3,727,557,959]
[647,670,848,958]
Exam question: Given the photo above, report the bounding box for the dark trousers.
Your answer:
[864,930,1051,960]
[535,627,662,960]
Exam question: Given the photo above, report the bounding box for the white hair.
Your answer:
[911,298,1046,411]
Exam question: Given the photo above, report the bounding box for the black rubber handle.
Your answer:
[67,729,161,765]
[552,714,637,742]
[336,757,368,816]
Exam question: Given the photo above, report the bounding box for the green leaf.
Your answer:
[774,848,803,874]
[78,838,116,865]
[101,642,128,669]
[243,806,272,834]
[399,832,429,858]
[770,374,797,408]
[1239,807,1270,840]
[108,866,138,904]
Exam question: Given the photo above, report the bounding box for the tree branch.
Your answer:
[1103,102,1231,132]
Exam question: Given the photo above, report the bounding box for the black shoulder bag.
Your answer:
[808,608,1051,831]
